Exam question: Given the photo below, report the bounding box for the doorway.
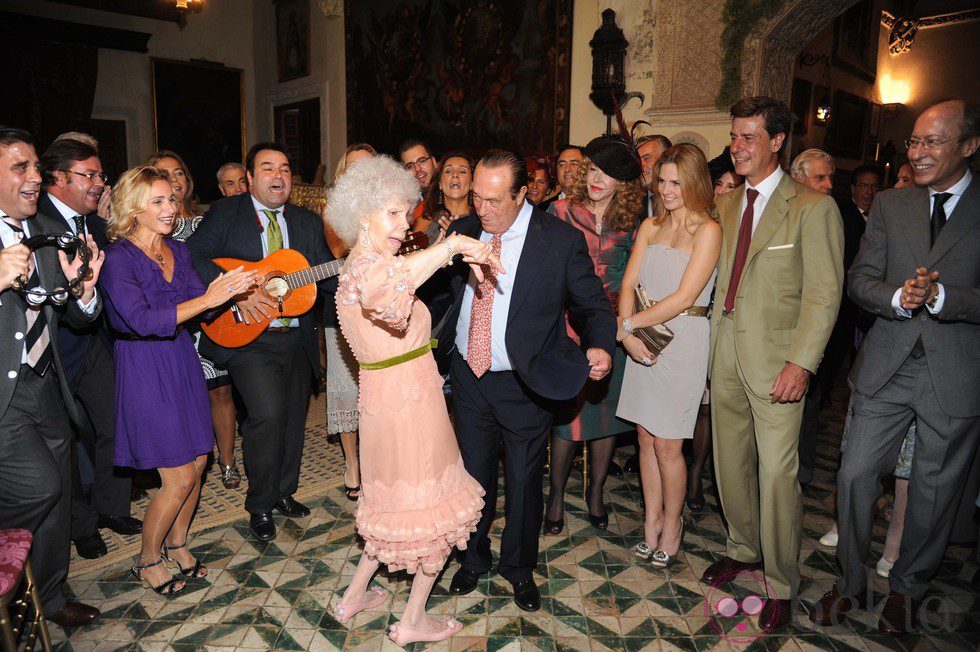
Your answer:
[274,98,321,184]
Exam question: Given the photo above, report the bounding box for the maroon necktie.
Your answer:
[723,188,759,313]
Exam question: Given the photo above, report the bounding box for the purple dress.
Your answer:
[100,238,214,469]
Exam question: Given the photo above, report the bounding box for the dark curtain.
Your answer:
[0,35,98,149]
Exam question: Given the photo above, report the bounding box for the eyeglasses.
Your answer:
[904,136,961,151]
[62,169,108,183]
[853,182,880,191]
[404,156,432,171]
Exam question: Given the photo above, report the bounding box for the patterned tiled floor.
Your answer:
[50,394,979,650]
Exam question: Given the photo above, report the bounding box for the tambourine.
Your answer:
[11,232,92,306]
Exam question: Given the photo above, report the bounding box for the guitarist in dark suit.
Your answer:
[434,150,616,611]
[187,143,336,541]
[0,126,103,627]
[38,138,141,561]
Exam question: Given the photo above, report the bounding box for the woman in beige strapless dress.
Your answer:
[615,144,722,568]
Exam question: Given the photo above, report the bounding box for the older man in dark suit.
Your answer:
[812,99,980,632]
[188,142,335,542]
[38,138,141,561]
[0,126,103,627]
[436,149,616,612]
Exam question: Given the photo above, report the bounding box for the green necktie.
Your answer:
[262,209,292,326]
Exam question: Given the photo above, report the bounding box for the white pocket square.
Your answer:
[767,244,795,250]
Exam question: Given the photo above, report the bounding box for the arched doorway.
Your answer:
[739,0,861,103]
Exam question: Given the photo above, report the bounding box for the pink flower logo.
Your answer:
[703,570,780,644]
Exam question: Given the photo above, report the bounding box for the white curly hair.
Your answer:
[325,154,420,248]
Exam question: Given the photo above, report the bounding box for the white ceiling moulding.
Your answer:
[643,107,732,128]
[267,81,330,169]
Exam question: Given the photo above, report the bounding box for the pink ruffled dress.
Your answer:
[336,250,484,574]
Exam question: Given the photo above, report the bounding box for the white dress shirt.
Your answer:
[455,201,532,372]
[890,168,973,317]
[0,213,98,363]
[250,195,296,328]
[47,194,87,236]
[739,166,785,234]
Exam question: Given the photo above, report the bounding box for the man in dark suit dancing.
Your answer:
[188,143,335,542]
[0,126,103,627]
[437,149,616,611]
[38,138,141,560]
[812,99,980,632]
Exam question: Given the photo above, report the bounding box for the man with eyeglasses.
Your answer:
[38,139,142,560]
[398,139,437,192]
[813,99,980,633]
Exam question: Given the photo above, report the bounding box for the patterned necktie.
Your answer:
[723,188,760,314]
[262,209,292,327]
[930,193,951,247]
[466,234,502,378]
[73,215,86,237]
[5,220,52,375]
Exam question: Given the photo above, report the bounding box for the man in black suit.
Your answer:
[437,149,616,611]
[0,126,103,627]
[188,142,335,541]
[38,138,141,560]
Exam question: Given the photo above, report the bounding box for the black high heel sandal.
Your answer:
[162,542,208,578]
[344,485,360,501]
[132,557,185,596]
[543,517,564,535]
[585,486,608,531]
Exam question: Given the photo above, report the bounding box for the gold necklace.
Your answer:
[130,232,166,267]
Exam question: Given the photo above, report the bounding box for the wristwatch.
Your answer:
[925,283,940,310]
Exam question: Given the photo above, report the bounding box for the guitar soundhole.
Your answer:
[264,275,290,299]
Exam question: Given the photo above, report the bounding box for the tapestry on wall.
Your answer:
[344,0,572,157]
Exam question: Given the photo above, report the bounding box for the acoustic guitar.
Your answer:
[202,231,428,348]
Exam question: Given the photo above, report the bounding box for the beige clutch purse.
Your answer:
[632,284,674,355]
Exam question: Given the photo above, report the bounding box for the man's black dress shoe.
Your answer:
[47,602,100,628]
[449,568,480,595]
[97,514,143,535]
[512,579,541,612]
[73,533,107,560]
[249,512,277,541]
[608,461,624,477]
[274,496,310,518]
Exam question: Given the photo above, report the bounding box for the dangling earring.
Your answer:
[438,189,444,208]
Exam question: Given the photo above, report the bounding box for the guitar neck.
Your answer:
[285,258,346,289]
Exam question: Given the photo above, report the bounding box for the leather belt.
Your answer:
[265,327,295,333]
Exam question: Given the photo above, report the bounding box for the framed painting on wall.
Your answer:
[824,89,869,160]
[344,0,573,155]
[151,58,245,204]
[276,0,311,82]
[832,0,879,84]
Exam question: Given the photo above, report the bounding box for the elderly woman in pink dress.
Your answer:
[325,155,500,646]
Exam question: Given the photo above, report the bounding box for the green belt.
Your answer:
[359,339,438,371]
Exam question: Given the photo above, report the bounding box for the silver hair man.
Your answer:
[790,148,835,195]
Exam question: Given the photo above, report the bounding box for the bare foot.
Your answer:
[659,518,683,556]
[137,559,184,592]
[165,544,208,578]
[644,518,664,552]
[333,586,389,624]
[388,615,462,646]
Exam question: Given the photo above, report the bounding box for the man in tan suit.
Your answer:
[701,97,844,631]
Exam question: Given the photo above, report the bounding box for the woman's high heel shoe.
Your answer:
[632,542,654,560]
[219,462,241,489]
[543,517,564,535]
[162,542,208,578]
[585,486,609,531]
[132,557,185,596]
[650,520,684,569]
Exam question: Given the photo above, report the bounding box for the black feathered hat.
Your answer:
[585,136,642,182]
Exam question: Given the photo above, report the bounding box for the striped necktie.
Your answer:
[4,220,52,375]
